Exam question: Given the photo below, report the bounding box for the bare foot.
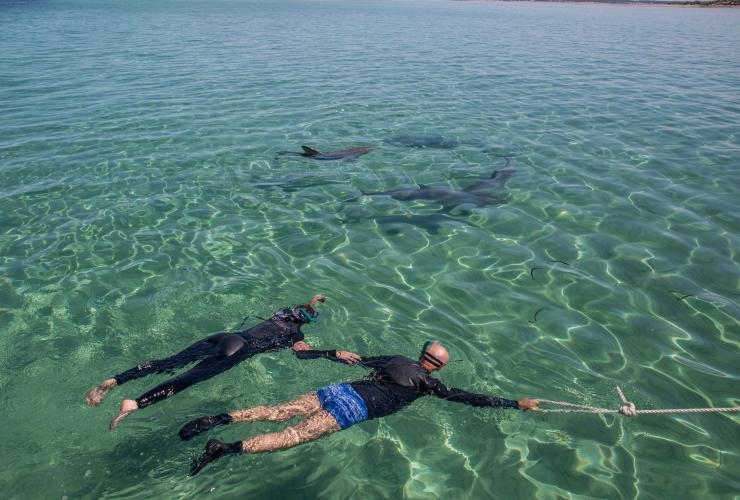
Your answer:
[86,378,117,407]
[110,399,138,429]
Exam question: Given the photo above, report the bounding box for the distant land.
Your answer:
[455,0,740,6]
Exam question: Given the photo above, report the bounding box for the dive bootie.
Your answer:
[179,414,233,441]
[190,439,242,475]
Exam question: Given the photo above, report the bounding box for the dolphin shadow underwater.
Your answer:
[276,145,374,161]
[385,135,461,149]
[252,173,346,192]
[340,212,480,236]
[384,134,489,150]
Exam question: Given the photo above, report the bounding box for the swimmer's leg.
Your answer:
[190,410,340,475]
[179,392,321,440]
[87,333,226,407]
[243,409,340,452]
[110,335,246,429]
[231,392,322,422]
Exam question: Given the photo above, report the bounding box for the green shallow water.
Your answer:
[1,0,739,498]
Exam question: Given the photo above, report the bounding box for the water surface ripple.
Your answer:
[1,0,738,498]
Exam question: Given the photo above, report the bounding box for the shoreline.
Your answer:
[453,0,740,8]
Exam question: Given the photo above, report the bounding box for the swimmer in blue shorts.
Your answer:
[182,341,540,475]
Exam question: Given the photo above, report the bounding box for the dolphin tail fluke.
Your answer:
[491,157,514,177]
[301,146,321,156]
[276,150,308,158]
[490,158,515,187]
[338,190,367,210]
[359,189,383,197]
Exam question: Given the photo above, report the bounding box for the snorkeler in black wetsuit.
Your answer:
[181,341,540,475]
[85,295,361,429]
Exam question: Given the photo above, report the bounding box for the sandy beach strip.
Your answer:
[453,0,740,8]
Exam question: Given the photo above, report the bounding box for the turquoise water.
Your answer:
[1,0,739,498]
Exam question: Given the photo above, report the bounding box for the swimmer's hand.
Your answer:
[309,294,326,307]
[517,399,540,411]
[179,413,233,441]
[336,351,362,364]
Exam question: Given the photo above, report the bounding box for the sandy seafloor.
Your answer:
[0,0,738,498]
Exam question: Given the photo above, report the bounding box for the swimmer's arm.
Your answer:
[293,294,326,320]
[425,377,526,409]
[293,351,388,367]
[292,341,361,364]
[308,294,325,308]
[292,295,325,311]
[357,355,394,369]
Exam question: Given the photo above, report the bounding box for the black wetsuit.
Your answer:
[349,355,519,418]
[114,304,339,408]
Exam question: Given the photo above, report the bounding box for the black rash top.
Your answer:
[257,305,339,360]
[348,355,519,419]
[235,318,304,351]
[209,304,339,359]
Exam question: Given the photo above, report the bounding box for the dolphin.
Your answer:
[385,135,461,149]
[352,158,515,210]
[276,145,374,161]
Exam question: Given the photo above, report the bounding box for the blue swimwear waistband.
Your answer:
[316,383,368,430]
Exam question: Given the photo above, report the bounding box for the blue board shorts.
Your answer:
[316,383,369,430]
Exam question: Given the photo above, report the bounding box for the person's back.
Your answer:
[350,355,434,418]
[236,303,316,346]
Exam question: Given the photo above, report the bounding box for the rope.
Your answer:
[533,386,740,416]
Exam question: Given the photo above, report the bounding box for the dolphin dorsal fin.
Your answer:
[301,146,321,156]
[417,183,428,189]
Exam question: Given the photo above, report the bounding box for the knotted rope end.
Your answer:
[616,386,636,417]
